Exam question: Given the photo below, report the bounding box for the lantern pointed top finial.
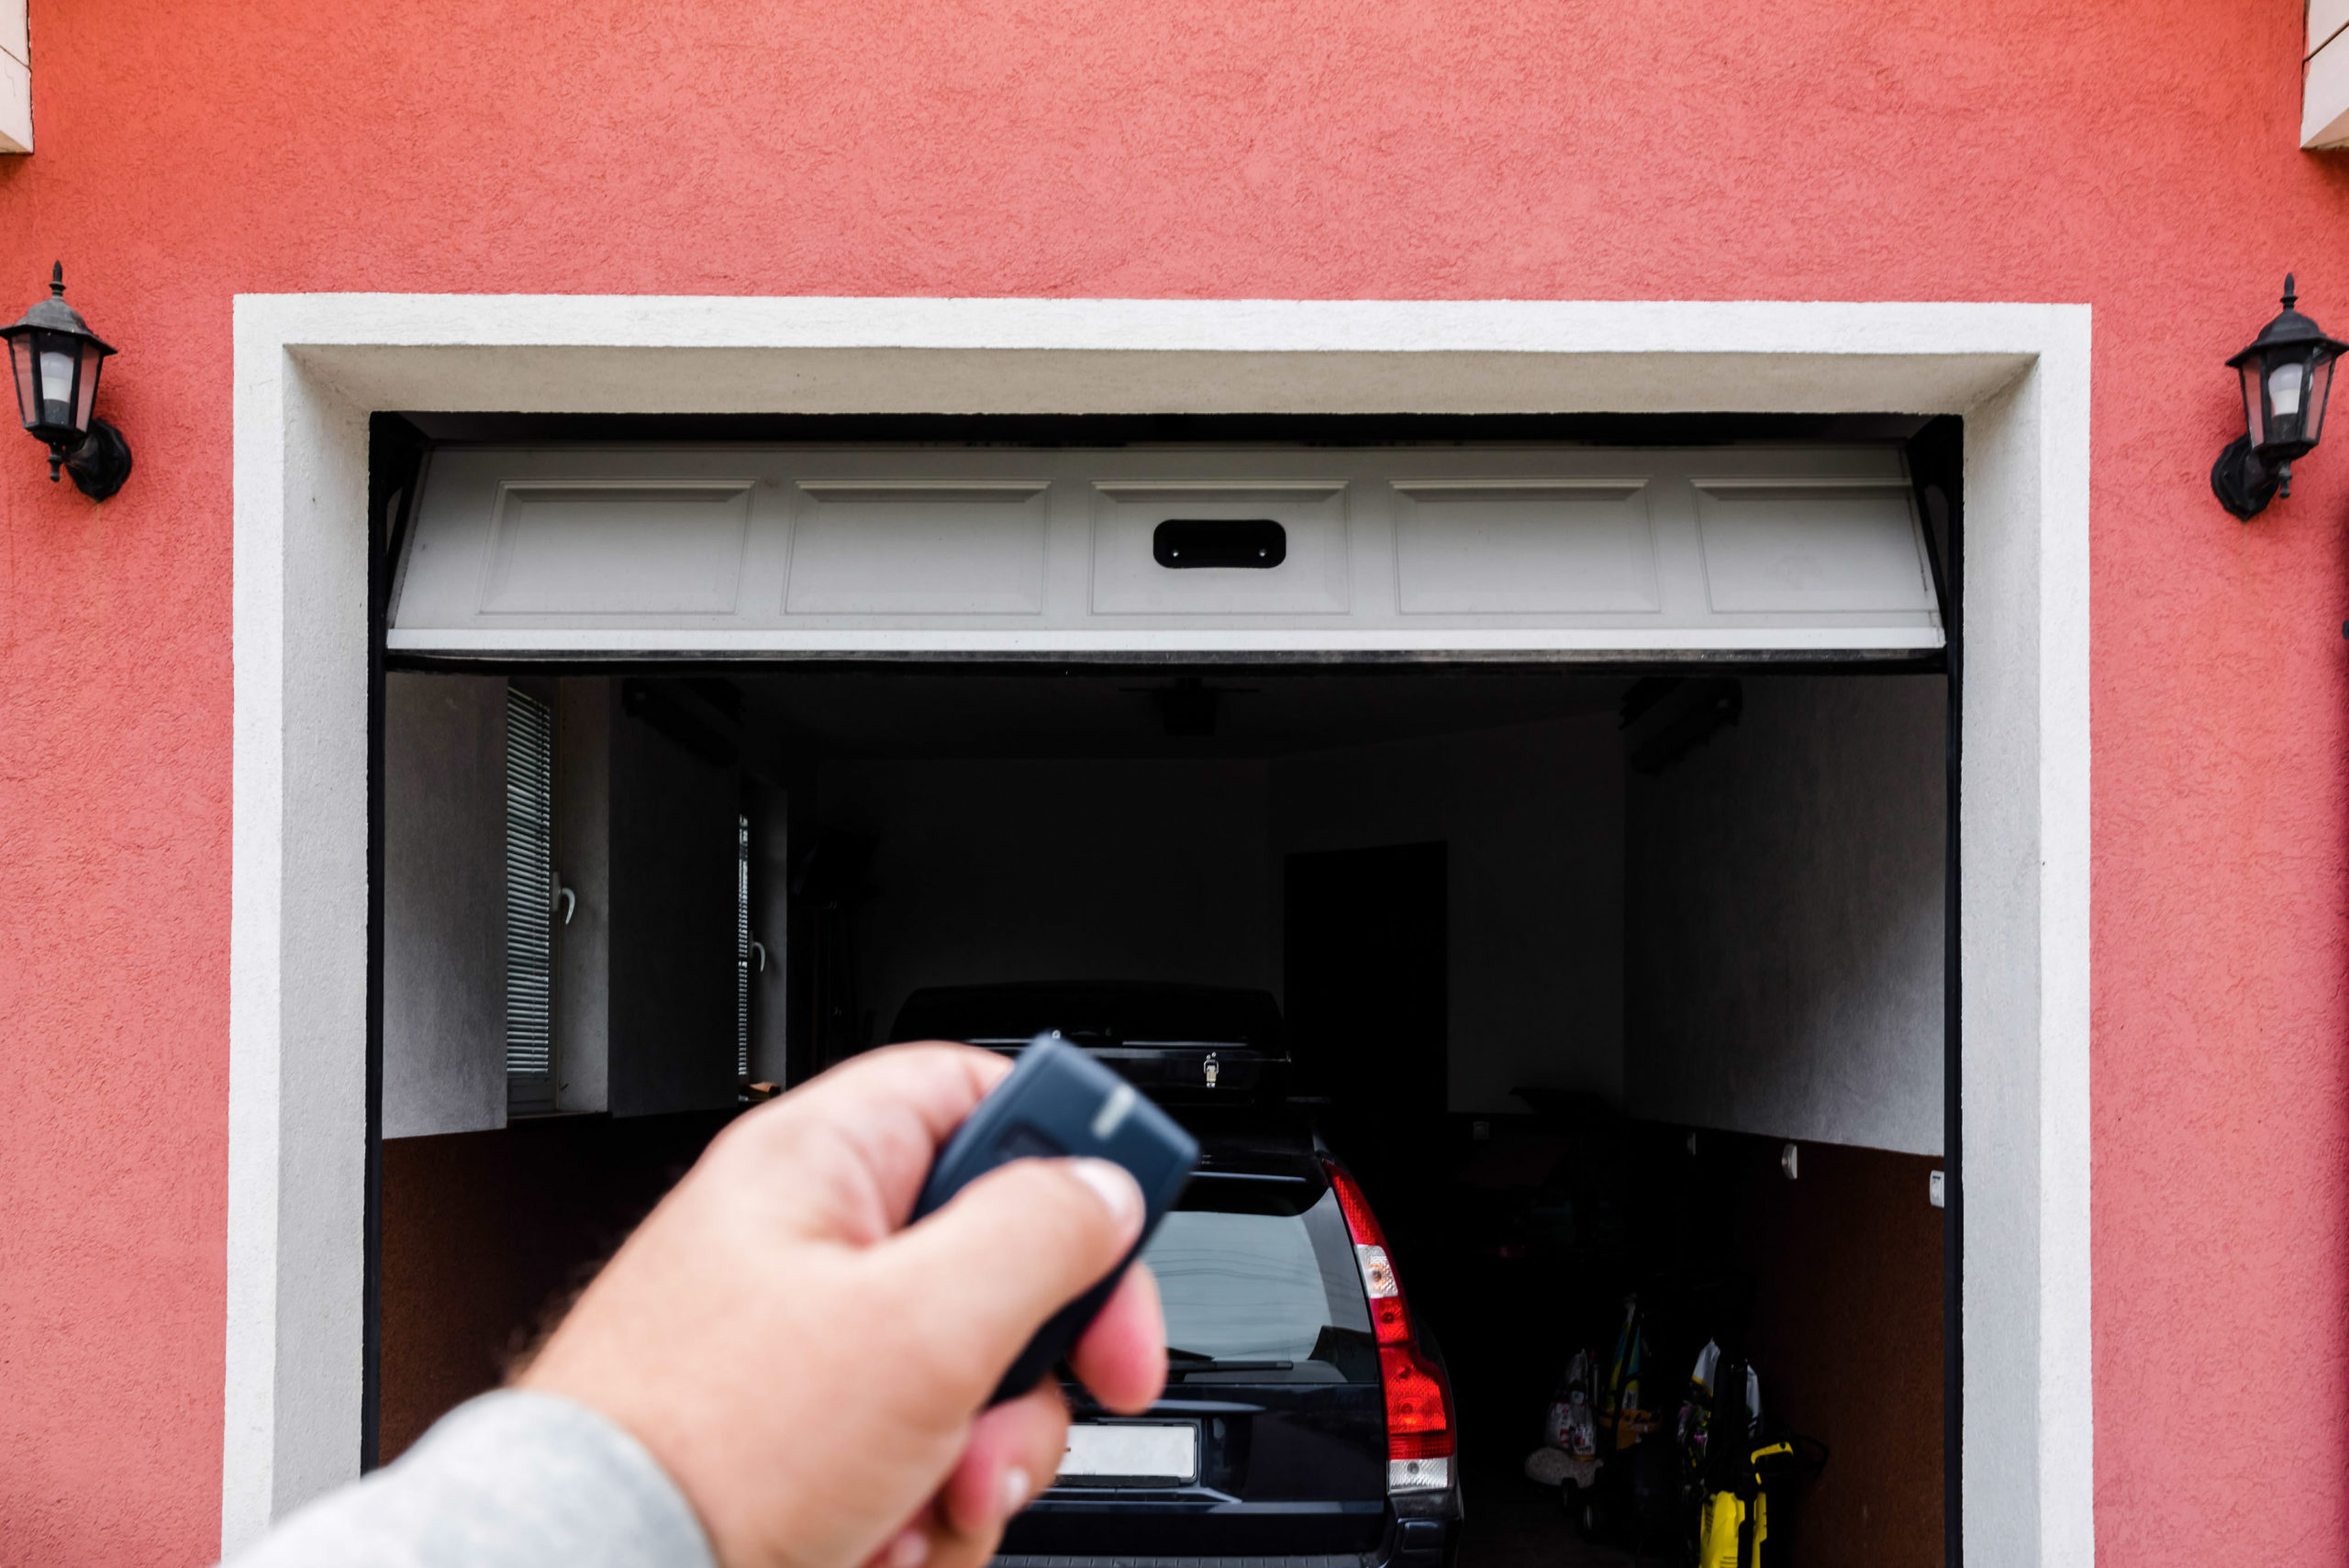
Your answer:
[49,262,61,297]
[2283,273,2298,311]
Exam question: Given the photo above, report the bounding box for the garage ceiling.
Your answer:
[730,669,1632,760]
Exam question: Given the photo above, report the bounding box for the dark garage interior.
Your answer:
[377,661,1948,1568]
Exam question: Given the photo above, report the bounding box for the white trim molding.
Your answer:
[228,295,2091,1566]
[2307,0,2349,148]
[0,0,28,154]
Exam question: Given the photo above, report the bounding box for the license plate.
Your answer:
[1056,1421,1200,1485]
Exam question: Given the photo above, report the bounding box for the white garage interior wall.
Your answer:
[383,671,752,1135]
[1626,675,1948,1155]
[1270,715,1625,1111]
[381,673,507,1138]
[751,671,1928,1135]
[829,758,1275,1042]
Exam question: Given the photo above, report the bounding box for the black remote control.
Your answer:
[912,1034,1199,1405]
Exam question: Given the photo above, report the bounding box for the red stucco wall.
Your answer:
[2,1,2345,1562]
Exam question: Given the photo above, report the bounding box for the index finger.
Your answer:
[1068,1262,1167,1414]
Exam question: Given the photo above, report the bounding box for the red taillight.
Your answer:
[1324,1159,1386,1247]
[1323,1162,1411,1344]
[1381,1343,1455,1462]
[1323,1162,1454,1493]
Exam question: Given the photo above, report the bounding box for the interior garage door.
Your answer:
[387,446,1942,658]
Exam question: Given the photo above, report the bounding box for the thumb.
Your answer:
[874,1157,1145,1401]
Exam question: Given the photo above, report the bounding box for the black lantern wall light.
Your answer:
[3,263,131,501]
[2213,275,2345,520]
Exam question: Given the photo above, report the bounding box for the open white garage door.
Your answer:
[387,446,1943,658]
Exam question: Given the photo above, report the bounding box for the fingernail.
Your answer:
[1000,1465,1033,1518]
[1067,1159,1142,1230]
[887,1529,930,1568]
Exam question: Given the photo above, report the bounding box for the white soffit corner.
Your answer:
[231,295,2091,1568]
[2306,0,2349,148]
[0,0,28,154]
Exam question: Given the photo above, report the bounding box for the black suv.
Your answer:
[889,982,1464,1568]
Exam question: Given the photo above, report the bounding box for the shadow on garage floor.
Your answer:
[1454,1451,1636,1568]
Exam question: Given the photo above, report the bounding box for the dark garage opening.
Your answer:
[377,659,1947,1568]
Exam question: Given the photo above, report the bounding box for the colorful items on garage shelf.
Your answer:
[1525,1300,1827,1565]
[1678,1338,1763,1476]
[1525,1345,1602,1489]
[1543,1346,1599,1458]
[1599,1295,1663,1447]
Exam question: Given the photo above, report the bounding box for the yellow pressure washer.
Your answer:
[1694,1434,1828,1568]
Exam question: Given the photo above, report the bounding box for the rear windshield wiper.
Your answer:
[1166,1348,1296,1374]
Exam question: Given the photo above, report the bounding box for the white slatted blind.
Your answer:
[505,687,556,1094]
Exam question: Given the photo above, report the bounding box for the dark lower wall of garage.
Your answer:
[385,1114,1938,1566]
[1398,1114,1943,1568]
[377,1110,734,1461]
[1690,1132,1945,1568]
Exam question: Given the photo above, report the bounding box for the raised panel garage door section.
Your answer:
[480,482,753,615]
[389,446,1941,658]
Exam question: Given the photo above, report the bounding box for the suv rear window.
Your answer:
[1141,1175,1375,1385]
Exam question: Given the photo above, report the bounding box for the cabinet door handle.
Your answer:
[749,939,767,973]
[553,883,576,926]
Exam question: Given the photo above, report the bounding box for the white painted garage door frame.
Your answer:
[228,295,2090,1566]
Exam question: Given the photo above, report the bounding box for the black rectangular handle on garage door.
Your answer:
[1153,517,1287,569]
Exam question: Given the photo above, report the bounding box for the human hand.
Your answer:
[517,1043,1167,1568]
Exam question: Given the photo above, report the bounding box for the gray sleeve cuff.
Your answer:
[226,1391,717,1568]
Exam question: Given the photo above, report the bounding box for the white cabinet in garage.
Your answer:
[391,446,1941,657]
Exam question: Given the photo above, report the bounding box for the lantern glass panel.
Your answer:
[2306,351,2337,448]
[2241,358,2267,449]
[72,339,103,433]
[10,326,91,440]
[6,335,33,433]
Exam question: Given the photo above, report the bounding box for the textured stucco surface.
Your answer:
[0,0,2344,1563]
[1626,675,1946,1155]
